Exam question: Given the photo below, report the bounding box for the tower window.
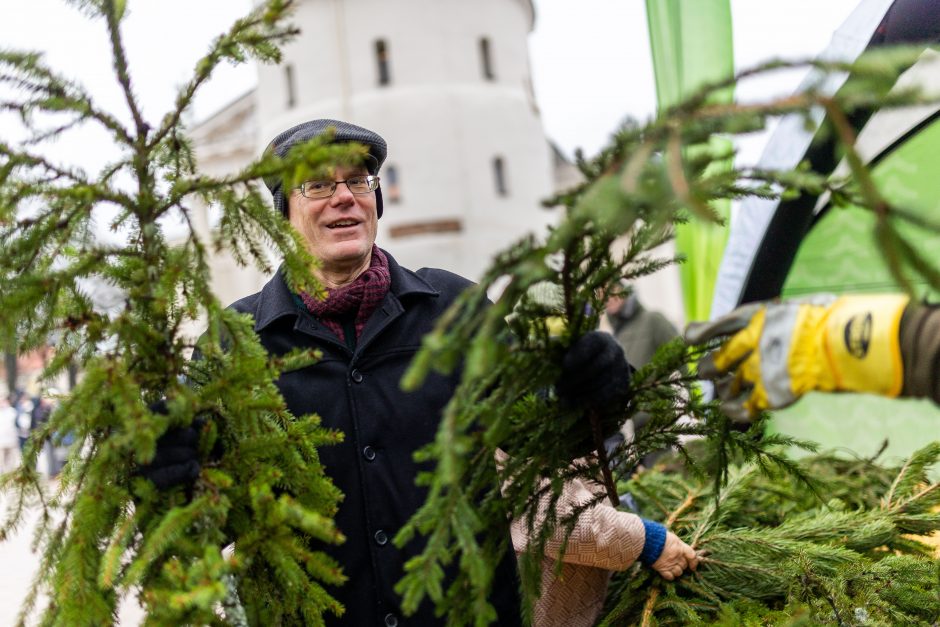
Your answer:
[375,39,391,86]
[284,64,297,109]
[493,157,508,197]
[479,37,495,81]
[384,165,401,203]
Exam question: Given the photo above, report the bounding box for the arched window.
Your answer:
[479,37,495,80]
[284,64,297,109]
[493,156,508,197]
[384,165,401,203]
[375,39,391,86]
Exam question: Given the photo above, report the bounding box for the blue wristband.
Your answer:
[639,519,667,566]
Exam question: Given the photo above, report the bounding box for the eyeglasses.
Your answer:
[297,175,380,199]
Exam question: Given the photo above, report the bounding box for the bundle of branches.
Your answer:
[395,46,940,625]
[0,1,374,624]
[602,443,940,625]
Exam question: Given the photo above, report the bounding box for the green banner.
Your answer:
[645,0,734,321]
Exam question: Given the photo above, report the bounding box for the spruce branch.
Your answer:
[395,44,940,626]
[147,0,299,152]
[608,443,940,624]
[0,1,358,624]
[0,50,135,145]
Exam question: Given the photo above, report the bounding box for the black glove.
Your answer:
[138,425,202,490]
[138,400,202,491]
[556,331,634,411]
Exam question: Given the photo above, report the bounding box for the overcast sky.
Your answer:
[0,0,861,170]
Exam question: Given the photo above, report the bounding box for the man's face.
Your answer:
[288,165,379,275]
[604,294,625,317]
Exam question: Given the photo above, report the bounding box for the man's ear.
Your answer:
[284,192,296,220]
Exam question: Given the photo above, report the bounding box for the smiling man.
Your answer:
[233,119,526,625]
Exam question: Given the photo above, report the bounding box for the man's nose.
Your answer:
[332,181,355,203]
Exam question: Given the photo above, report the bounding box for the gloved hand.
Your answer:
[138,420,202,491]
[556,330,634,411]
[139,426,201,490]
[651,531,699,581]
[685,293,909,422]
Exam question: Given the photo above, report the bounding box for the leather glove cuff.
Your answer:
[900,301,940,402]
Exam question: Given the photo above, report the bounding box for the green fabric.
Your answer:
[646,3,940,463]
[645,0,734,113]
[782,117,940,299]
[775,117,940,466]
[645,0,734,321]
[768,393,940,480]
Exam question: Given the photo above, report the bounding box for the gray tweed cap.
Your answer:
[263,119,388,218]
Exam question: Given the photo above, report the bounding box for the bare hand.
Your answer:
[651,532,698,581]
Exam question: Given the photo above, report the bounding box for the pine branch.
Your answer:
[0,50,135,145]
[0,2,352,624]
[392,44,940,626]
[102,0,147,140]
[607,444,940,624]
[147,0,299,152]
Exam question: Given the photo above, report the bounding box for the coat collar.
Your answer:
[251,247,439,332]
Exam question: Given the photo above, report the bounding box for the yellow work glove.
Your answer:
[684,294,910,422]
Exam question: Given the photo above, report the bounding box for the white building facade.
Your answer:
[191,0,563,305]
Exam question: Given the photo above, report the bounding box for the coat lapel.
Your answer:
[354,249,438,357]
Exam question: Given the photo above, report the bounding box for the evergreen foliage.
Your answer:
[1,2,938,625]
[396,48,940,625]
[601,443,940,625]
[0,1,375,624]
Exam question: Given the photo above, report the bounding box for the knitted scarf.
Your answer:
[299,245,391,342]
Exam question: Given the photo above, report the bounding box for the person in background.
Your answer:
[0,396,19,472]
[30,391,61,478]
[605,282,680,371]
[11,388,32,453]
[604,283,682,467]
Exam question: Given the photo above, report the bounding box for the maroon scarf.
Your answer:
[299,246,391,342]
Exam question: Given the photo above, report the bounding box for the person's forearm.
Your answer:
[900,303,940,403]
[506,471,649,571]
[539,501,647,571]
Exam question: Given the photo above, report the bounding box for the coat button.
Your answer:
[351,369,363,383]
[362,445,376,461]
[374,529,388,546]
[384,613,398,627]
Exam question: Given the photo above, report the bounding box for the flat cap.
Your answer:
[263,119,388,218]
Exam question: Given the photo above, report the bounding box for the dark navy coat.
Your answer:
[230,250,521,626]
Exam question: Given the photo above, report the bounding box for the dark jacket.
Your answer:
[608,296,679,369]
[230,250,521,626]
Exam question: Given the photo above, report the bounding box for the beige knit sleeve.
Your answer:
[496,450,648,627]
[496,449,647,571]
[510,475,647,571]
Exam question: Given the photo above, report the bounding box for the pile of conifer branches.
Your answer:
[602,443,940,626]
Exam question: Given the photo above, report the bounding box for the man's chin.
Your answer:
[321,242,372,265]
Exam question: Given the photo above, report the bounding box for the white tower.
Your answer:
[254,0,555,280]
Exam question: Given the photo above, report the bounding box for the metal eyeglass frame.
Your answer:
[297,175,381,199]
